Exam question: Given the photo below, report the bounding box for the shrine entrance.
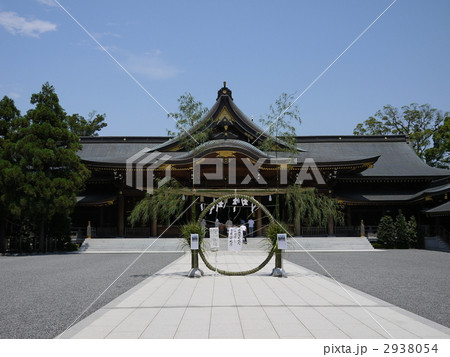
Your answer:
[193,193,284,276]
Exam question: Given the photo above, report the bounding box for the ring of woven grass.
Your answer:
[197,194,275,276]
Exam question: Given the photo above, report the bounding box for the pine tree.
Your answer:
[377,215,396,248]
[66,111,107,136]
[0,96,22,253]
[1,83,89,252]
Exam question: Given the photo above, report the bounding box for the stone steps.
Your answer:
[287,237,374,251]
[424,236,450,252]
[79,236,374,253]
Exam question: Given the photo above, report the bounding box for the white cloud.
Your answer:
[0,11,57,37]
[36,0,58,7]
[125,50,180,79]
[8,92,21,99]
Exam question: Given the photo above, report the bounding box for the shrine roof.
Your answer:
[78,135,449,179]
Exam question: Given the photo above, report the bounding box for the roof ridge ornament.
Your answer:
[217,81,233,101]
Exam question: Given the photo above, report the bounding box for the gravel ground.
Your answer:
[0,252,182,339]
[285,249,450,328]
[2,249,449,339]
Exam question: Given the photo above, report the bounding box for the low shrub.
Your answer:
[180,222,204,251]
[377,212,419,249]
[264,222,290,251]
[65,242,79,251]
[395,210,409,248]
[377,215,396,248]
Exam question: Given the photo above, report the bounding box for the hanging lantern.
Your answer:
[269,195,272,202]
[182,194,186,200]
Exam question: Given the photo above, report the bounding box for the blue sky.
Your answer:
[0,0,449,137]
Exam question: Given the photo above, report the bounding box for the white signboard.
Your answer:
[209,227,220,251]
[277,233,287,250]
[227,227,242,251]
[190,234,199,250]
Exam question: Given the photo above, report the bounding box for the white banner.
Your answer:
[209,227,220,251]
[227,227,242,251]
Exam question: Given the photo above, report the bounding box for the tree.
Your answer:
[353,116,389,136]
[395,210,409,248]
[258,92,301,154]
[167,93,209,150]
[0,96,22,253]
[0,96,21,137]
[424,116,450,169]
[67,111,107,136]
[285,186,344,235]
[1,83,89,252]
[354,103,448,167]
[377,215,396,248]
[128,179,185,227]
[407,216,418,248]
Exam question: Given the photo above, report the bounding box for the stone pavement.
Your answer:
[60,251,450,339]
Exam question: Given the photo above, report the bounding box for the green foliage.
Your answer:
[180,222,204,250]
[167,93,209,150]
[67,111,107,136]
[285,186,344,227]
[0,83,89,251]
[128,179,185,226]
[353,116,389,136]
[128,194,155,226]
[395,210,409,249]
[65,242,79,251]
[1,95,22,252]
[264,222,290,250]
[371,242,385,249]
[258,92,301,154]
[353,103,449,167]
[407,216,418,248]
[377,215,396,248]
[377,212,419,249]
[424,116,450,169]
[0,96,21,137]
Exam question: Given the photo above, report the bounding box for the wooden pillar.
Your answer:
[294,208,301,236]
[256,197,262,237]
[280,195,286,222]
[0,217,6,254]
[151,218,157,237]
[118,192,124,237]
[346,206,352,226]
[327,215,334,236]
[100,206,104,228]
[191,196,197,221]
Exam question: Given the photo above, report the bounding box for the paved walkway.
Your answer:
[60,251,450,339]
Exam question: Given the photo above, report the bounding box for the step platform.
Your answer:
[78,236,374,253]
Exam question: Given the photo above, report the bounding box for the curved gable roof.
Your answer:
[149,84,303,153]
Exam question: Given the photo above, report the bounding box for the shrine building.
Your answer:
[72,84,450,238]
